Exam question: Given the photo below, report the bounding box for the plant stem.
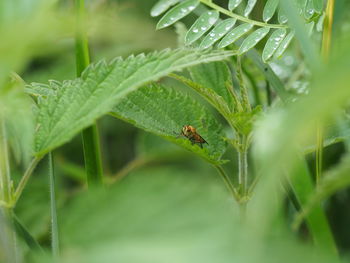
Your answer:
[0,119,11,203]
[13,157,42,206]
[0,120,18,262]
[214,165,239,201]
[199,0,287,28]
[238,136,249,196]
[75,0,104,186]
[315,0,335,185]
[48,152,59,258]
[321,0,335,61]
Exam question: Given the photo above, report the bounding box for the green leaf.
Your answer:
[199,18,237,49]
[244,0,257,17]
[188,62,234,109]
[262,28,287,62]
[294,154,350,229]
[228,0,243,11]
[304,0,315,20]
[312,0,323,13]
[111,84,227,164]
[185,10,219,45]
[263,0,279,22]
[218,23,253,48]
[29,49,234,156]
[278,8,288,24]
[150,0,181,17]
[274,30,294,58]
[170,74,233,123]
[156,0,199,29]
[238,27,270,55]
[288,157,338,255]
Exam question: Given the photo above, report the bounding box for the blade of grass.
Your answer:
[75,0,104,186]
[13,214,43,252]
[48,152,59,258]
[289,157,337,254]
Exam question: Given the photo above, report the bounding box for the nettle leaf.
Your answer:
[218,23,253,48]
[238,27,270,55]
[274,30,294,58]
[262,28,287,62]
[185,10,219,45]
[29,49,234,156]
[244,0,257,17]
[263,0,279,22]
[151,0,180,17]
[188,61,234,109]
[200,18,237,49]
[156,0,199,29]
[111,84,227,164]
[170,74,233,123]
[228,0,243,11]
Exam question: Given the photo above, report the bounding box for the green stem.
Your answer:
[238,136,249,196]
[315,0,335,185]
[0,120,18,262]
[48,152,59,258]
[214,165,239,201]
[75,0,104,186]
[199,0,287,28]
[0,119,11,203]
[13,157,42,206]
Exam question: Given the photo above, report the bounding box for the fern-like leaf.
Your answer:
[28,49,234,156]
[152,0,325,60]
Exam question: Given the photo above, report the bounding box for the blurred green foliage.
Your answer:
[1,0,350,263]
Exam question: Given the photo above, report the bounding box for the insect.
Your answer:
[180,125,208,149]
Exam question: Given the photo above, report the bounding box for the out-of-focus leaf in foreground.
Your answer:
[0,75,34,165]
[30,168,341,263]
[111,84,227,164]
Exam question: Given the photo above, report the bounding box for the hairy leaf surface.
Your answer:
[188,61,234,109]
[111,84,227,164]
[29,49,234,156]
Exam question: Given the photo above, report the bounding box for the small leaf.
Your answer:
[185,10,219,45]
[304,0,315,20]
[244,0,257,17]
[218,23,253,48]
[238,27,270,55]
[312,0,323,13]
[111,84,227,164]
[263,0,279,22]
[151,0,180,17]
[228,0,243,11]
[274,30,294,58]
[262,28,287,62]
[278,8,288,24]
[156,0,199,29]
[199,18,237,49]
